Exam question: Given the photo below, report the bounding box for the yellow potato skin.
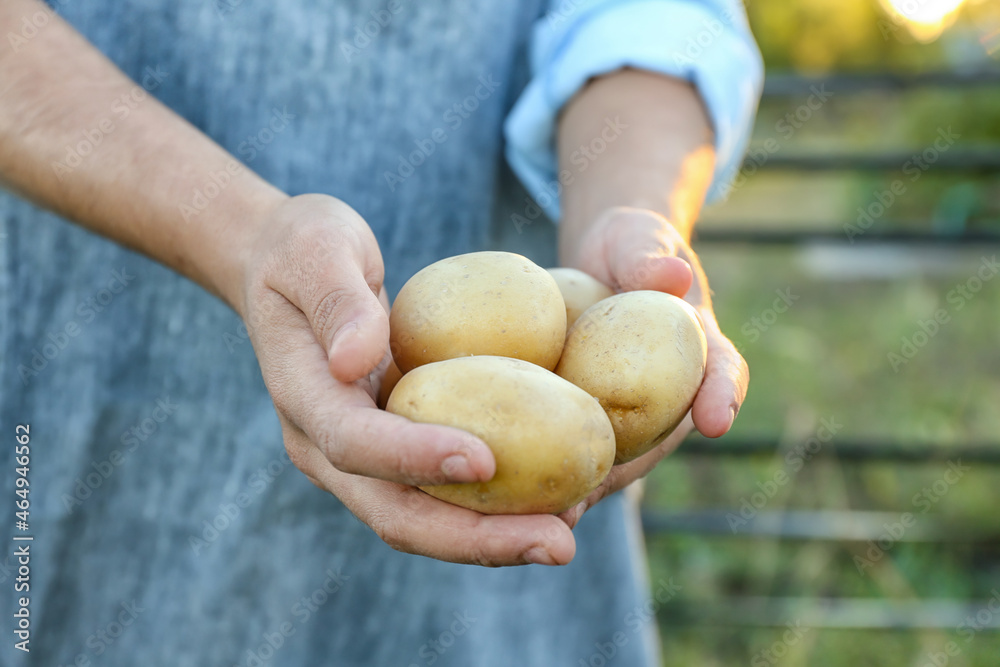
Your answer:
[376,357,403,410]
[386,356,616,515]
[390,252,567,373]
[546,267,615,328]
[556,291,707,464]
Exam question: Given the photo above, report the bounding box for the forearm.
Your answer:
[557,68,716,262]
[0,0,286,313]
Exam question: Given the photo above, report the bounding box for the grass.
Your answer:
[642,237,1000,666]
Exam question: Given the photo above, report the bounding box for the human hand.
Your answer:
[557,206,749,527]
[239,194,576,565]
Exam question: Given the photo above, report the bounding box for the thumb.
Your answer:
[263,212,390,383]
[270,257,389,383]
[316,262,391,383]
[604,209,693,296]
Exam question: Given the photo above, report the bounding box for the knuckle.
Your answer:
[393,444,438,487]
[310,285,355,346]
[466,547,501,568]
[316,431,350,473]
[369,509,409,553]
[462,518,505,567]
[300,407,351,471]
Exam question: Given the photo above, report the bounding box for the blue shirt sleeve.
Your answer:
[503,0,765,220]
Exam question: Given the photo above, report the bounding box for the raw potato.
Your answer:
[390,252,567,373]
[386,356,616,515]
[546,267,615,328]
[556,291,707,464]
[376,357,403,409]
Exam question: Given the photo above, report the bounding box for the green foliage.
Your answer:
[644,3,1000,663]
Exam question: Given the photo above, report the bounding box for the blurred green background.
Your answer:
[646,0,1000,664]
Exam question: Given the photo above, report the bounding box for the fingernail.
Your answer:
[523,547,556,566]
[440,454,477,483]
[726,405,737,430]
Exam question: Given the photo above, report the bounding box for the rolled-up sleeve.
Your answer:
[504,0,764,220]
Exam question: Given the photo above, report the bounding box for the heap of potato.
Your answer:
[382,251,707,515]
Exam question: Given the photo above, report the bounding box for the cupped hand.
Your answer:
[238,194,575,565]
[558,206,749,527]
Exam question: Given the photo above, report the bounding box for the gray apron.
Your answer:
[1,1,660,665]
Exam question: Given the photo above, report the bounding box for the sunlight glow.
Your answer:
[879,0,968,42]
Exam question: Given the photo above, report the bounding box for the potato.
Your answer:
[386,356,615,515]
[556,291,707,464]
[546,267,615,328]
[390,252,566,373]
[376,357,403,409]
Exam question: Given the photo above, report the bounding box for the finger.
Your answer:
[266,202,389,383]
[314,260,389,384]
[691,327,749,438]
[597,208,694,296]
[558,415,694,529]
[262,292,496,485]
[615,255,693,296]
[297,438,576,567]
[606,234,693,297]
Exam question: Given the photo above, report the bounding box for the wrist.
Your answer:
[203,180,288,318]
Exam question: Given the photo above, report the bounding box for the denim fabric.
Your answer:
[1,2,660,665]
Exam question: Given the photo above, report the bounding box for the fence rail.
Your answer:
[675,437,1000,464]
[656,597,1000,629]
[695,228,1000,245]
[640,509,1000,542]
[655,67,1000,633]
[763,68,1000,95]
[744,150,1000,172]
